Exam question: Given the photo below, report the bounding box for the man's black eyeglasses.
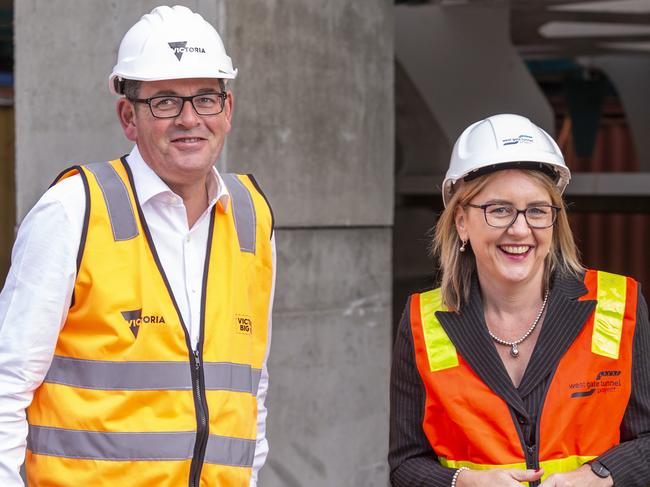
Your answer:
[128,92,227,119]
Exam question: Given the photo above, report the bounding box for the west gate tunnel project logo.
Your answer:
[569,370,622,398]
[121,309,167,338]
[168,41,206,61]
[502,134,534,146]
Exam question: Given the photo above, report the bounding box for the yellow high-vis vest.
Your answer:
[26,158,274,487]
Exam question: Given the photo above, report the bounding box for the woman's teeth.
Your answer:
[500,245,530,255]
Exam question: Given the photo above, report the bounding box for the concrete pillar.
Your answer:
[15,1,393,485]
[221,1,393,484]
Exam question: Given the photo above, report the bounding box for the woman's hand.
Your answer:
[539,464,613,486]
[457,467,544,486]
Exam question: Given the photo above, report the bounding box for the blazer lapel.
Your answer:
[436,278,528,417]
[518,272,596,397]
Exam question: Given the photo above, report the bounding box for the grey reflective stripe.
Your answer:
[44,356,192,391]
[45,356,261,395]
[85,162,139,241]
[28,426,194,461]
[205,434,256,467]
[204,362,262,395]
[28,426,254,467]
[222,174,257,253]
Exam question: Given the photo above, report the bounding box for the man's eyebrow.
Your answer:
[149,87,221,97]
[148,90,178,97]
[195,87,221,94]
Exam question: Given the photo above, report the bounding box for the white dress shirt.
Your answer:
[0,146,274,486]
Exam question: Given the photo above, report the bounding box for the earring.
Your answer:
[459,240,467,252]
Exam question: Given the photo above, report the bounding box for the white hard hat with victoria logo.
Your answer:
[443,114,570,207]
[109,5,237,95]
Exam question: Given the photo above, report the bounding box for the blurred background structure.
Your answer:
[394,0,650,333]
[0,1,648,486]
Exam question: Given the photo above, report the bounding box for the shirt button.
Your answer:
[517,415,527,425]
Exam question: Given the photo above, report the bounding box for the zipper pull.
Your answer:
[193,349,201,370]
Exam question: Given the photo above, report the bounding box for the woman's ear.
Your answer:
[454,206,469,242]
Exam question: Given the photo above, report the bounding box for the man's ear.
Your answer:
[222,91,234,131]
[117,98,138,142]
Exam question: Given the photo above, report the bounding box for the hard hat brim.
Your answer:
[108,70,238,96]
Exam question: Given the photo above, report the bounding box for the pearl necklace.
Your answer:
[487,289,549,358]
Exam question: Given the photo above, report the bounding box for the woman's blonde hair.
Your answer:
[432,169,584,310]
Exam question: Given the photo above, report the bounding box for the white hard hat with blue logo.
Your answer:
[443,113,570,207]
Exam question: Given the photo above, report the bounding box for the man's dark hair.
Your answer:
[122,79,142,99]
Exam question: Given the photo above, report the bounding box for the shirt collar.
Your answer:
[126,145,230,213]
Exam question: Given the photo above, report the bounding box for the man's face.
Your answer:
[117,77,233,190]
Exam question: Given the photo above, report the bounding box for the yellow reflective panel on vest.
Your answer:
[592,271,627,359]
[440,457,526,471]
[419,289,459,372]
[441,455,595,480]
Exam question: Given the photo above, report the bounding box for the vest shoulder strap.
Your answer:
[418,289,459,372]
[591,270,630,359]
[84,161,139,242]
[222,173,259,254]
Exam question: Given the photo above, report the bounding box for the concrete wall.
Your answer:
[15,1,393,485]
[15,0,221,219]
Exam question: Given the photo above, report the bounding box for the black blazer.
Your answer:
[389,271,650,487]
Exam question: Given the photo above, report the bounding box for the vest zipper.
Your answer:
[121,161,215,487]
[189,348,209,487]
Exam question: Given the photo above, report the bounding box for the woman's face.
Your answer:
[455,170,554,289]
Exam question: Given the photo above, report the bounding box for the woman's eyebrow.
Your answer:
[480,199,552,206]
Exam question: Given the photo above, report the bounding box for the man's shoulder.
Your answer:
[43,171,85,207]
[26,171,87,228]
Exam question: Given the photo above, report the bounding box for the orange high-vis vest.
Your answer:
[409,270,637,481]
[25,158,274,487]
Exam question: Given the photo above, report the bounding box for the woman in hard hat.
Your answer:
[389,114,650,487]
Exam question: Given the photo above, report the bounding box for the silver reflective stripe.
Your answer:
[45,356,261,395]
[27,426,254,467]
[204,362,262,395]
[222,174,256,253]
[85,162,139,241]
[205,434,256,467]
[28,426,194,460]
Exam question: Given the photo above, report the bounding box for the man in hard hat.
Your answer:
[0,6,275,486]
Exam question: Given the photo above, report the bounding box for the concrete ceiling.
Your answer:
[396,0,650,57]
